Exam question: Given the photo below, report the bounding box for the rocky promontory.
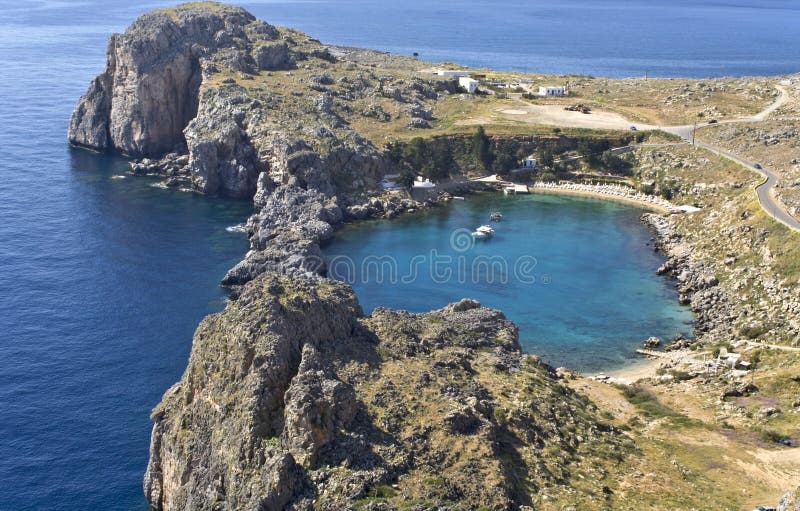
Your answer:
[70,3,800,510]
[144,273,629,510]
[68,2,451,200]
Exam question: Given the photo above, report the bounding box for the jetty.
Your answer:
[504,184,530,195]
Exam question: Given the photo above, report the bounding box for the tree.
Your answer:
[428,142,453,181]
[492,140,520,174]
[397,169,415,188]
[402,137,429,173]
[471,126,493,169]
[536,147,555,168]
[384,142,403,164]
[600,151,633,176]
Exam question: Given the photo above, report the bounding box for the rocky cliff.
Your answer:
[144,273,630,510]
[68,2,454,200]
[70,4,800,510]
[67,7,631,509]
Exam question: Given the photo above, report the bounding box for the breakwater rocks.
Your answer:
[144,274,630,510]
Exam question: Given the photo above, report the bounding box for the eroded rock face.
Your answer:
[69,3,454,202]
[145,274,630,510]
[643,213,734,341]
[69,5,262,155]
[67,3,291,197]
[144,275,362,511]
[184,87,263,197]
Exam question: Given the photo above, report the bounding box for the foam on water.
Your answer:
[226,223,248,233]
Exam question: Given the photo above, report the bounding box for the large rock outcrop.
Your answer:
[68,3,456,200]
[144,274,630,510]
[68,4,263,156]
[68,3,294,197]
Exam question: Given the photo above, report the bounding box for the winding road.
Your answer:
[502,85,798,231]
[661,86,800,232]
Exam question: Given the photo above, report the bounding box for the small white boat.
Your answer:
[489,212,503,222]
[476,225,495,235]
[471,230,490,239]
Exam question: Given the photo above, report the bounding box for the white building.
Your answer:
[512,158,537,174]
[412,176,436,189]
[459,76,479,94]
[538,86,565,97]
[432,69,469,77]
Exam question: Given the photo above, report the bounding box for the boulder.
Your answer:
[69,4,269,156]
[642,336,661,348]
[253,42,292,70]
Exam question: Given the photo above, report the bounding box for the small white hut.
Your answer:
[459,76,479,94]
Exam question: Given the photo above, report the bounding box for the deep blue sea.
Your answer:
[0,1,796,510]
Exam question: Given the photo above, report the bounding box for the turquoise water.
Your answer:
[0,0,793,510]
[323,193,694,371]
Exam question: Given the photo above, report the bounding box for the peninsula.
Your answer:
[69,3,800,510]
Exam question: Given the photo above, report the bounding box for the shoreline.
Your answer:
[587,345,713,385]
[527,183,674,214]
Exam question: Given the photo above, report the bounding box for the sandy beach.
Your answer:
[529,184,674,214]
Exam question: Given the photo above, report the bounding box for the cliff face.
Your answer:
[68,3,294,197]
[69,3,463,201]
[144,274,629,511]
[69,4,256,156]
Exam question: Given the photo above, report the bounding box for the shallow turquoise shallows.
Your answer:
[323,193,694,372]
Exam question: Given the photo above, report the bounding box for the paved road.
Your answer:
[659,86,800,232]
[505,84,799,230]
[661,87,800,232]
[746,341,800,353]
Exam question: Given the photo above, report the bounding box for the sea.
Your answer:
[0,1,797,510]
[322,193,694,372]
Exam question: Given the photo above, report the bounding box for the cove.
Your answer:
[323,192,694,372]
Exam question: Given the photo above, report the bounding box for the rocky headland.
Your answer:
[70,2,800,509]
[143,274,630,510]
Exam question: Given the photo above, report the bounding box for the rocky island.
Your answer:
[70,3,800,509]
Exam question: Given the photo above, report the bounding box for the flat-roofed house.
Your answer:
[459,76,479,94]
[538,86,565,96]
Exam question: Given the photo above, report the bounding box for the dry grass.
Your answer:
[695,120,800,216]
[566,76,778,125]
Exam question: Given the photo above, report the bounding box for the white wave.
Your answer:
[226,223,248,233]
